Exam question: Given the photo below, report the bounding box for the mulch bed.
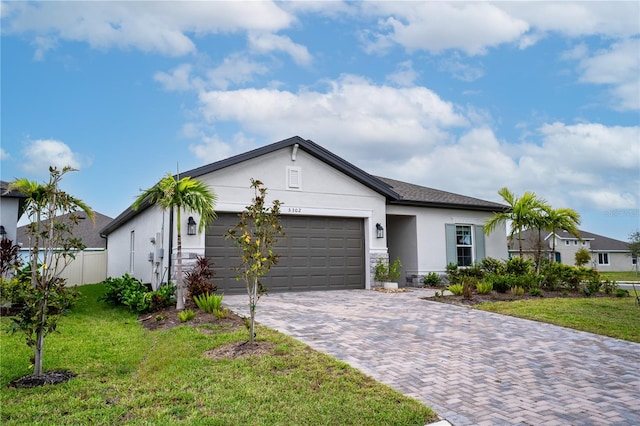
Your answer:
[423,288,617,306]
[137,298,245,332]
[7,370,76,389]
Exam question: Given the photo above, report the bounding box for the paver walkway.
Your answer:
[222,289,640,425]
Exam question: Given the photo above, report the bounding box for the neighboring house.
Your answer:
[0,180,27,243]
[16,212,113,285]
[101,136,509,293]
[508,229,635,271]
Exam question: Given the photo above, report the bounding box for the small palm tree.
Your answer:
[484,187,546,257]
[133,173,217,310]
[542,206,581,262]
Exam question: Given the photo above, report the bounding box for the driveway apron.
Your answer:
[222,289,640,426]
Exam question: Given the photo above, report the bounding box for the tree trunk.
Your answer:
[34,295,47,376]
[176,232,184,310]
[249,277,257,344]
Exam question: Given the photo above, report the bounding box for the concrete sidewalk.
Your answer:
[223,288,640,425]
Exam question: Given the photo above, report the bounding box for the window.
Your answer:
[632,257,637,265]
[129,230,135,273]
[456,225,473,267]
[598,253,609,265]
[573,241,578,246]
[565,240,570,246]
[582,242,587,246]
[445,224,485,267]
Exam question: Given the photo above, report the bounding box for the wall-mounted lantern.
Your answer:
[187,216,197,236]
[376,223,384,239]
[0,225,7,239]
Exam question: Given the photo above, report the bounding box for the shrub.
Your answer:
[178,309,196,322]
[445,262,459,285]
[530,288,542,297]
[485,273,513,293]
[447,284,464,296]
[510,286,525,296]
[615,288,630,298]
[99,274,174,314]
[184,255,216,298]
[0,275,30,306]
[375,258,402,282]
[574,248,591,267]
[422,272,442,287]
[480,257,505,275]
[194,292,224,314]
[602,279,618,295]
[505,257,533,276]
[584,275,602,295]
[149,284,176,312]
[476,281,493,295]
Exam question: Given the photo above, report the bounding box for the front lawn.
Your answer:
[599,270,640,282]
[1,284,435,425]
[476,297,640,343]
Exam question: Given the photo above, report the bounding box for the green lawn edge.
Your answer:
[1,284,436,426]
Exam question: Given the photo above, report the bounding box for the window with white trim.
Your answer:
[598,253,609,265]
[456,225,473,267]
[565,240,570,246]
[573,240,578,246]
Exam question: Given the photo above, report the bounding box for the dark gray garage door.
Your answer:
[205,214,365,294]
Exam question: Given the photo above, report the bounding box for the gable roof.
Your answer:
[17,211,113,249]
[509,228,630,252]
[101,136,507,235]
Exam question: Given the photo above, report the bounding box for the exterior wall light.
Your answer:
[187,216,197,236]
[376,223,384,239]
[0,225,7,239]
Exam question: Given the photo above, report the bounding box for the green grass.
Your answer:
[477,297,640,343]
[599,271,640,282]
[1,284,435,425]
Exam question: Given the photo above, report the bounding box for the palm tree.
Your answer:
[542,206,581,262]
[484,187,546,257]
[133,173,217,310]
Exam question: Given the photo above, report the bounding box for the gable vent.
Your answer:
[287,166,301,189]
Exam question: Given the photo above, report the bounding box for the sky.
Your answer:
[1,1,639,242]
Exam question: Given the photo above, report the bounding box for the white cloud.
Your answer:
[385,61,419,87]
[0,148,9,161]
[189,133,256,164]
[154,64,199,92]
[197,75,468,162]
[20,139,85,173]
[2,1,294,57]
[362,2,529,56]
[248,33,312,66]
[502,2,640,39]
[207,54,270,90]
[437,53,485,82]
[576,39,640,111]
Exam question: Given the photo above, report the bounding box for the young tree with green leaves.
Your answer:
[484,187,546,257]
[133,173,217,310]
[226,179,284,344]
[7,167,94,376]
[541,206,581,262]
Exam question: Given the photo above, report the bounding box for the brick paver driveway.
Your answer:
[222,288,640,425]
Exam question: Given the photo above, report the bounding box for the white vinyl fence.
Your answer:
[19,249,107,286]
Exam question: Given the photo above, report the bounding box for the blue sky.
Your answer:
[1,1,639,241]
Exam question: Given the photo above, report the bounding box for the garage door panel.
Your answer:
[205,214,364,294]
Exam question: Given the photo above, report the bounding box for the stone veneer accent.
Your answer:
[369,251,388,288]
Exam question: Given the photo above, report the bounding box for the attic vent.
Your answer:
[287,166,301,190]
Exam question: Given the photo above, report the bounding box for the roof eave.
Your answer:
[388,199,509,212]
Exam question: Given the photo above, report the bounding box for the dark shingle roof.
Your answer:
[17,212,113,249]
[509,229,630,252]
[376,176,508,211]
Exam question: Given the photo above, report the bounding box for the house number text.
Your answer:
[287,207,302,214]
